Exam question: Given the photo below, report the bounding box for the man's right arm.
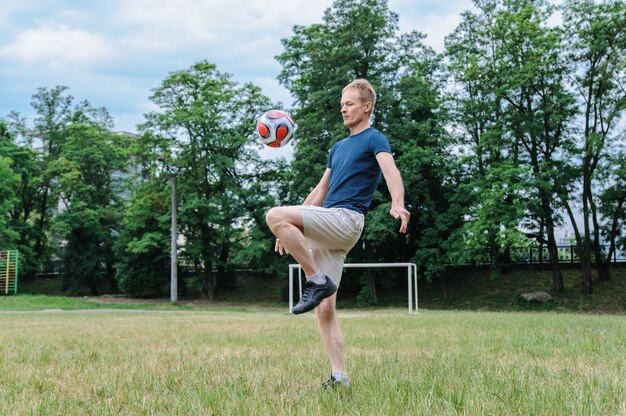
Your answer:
[303,168,331,206]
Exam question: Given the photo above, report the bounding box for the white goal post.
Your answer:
[288,262,419,315]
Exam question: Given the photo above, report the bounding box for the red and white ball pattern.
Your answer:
[256,110,295,148]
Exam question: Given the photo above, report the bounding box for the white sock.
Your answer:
[332,371,350,386]
[305,271,325,285]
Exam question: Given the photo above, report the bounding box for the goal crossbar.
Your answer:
[288,263,418,315]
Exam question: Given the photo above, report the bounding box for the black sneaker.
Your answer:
[292,276,337,314]
[322,374,349,390]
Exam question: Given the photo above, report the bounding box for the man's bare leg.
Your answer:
[265,206,319,276]
[315,293,346,374]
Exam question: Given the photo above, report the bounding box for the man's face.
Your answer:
[340,88,371,129]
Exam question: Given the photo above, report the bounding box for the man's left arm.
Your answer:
[376,152,410,233]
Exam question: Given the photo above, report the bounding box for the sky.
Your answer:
[1,0,583,238]
[0,0,477,136]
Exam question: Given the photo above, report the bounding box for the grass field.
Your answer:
[0,307,624,415]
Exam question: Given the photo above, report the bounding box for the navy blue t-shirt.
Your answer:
[323,127,391,215]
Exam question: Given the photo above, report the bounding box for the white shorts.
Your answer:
[299,206,364,286]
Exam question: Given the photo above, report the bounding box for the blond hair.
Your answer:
[343,79,376,113]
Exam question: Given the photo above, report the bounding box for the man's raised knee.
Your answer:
[265,207,280,229]
[265,206,304,232]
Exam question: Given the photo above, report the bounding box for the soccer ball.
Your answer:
[256,110,295,148]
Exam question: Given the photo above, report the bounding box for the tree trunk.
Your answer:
[605,195,626,268]
[488,228,498,267]
[545,215,564,292]
[33,186,49,263]
[106,260,118,293]
[540,193,564,292]
[202,260,214,300]
[580,71,595,294]
[369,274,377,304]
[590,193,610,281]
[200,223,215,300]
[497,244,512,275]
[215,243,230,292]
[556,183,590,292]
[537,220,544,270]
[439,272,449,301]
[581,185,593,294]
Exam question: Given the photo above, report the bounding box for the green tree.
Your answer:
[0,117,41,275]
[4,87,115,278]
[446,0,579,293]
[114,176,171,297]
[141,61,284,300]
[563,0,626,291]
[51,124,130,294]
[445,2,531,274]
[28,87,75,262]
[0,125,20,248]
[0,157,19,248]
[599,151,626,265]
[495,0,577,291]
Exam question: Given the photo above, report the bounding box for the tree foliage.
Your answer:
[140,61,287,299]
[51,124,130,294]
[562,0,626,291]
[114,176,171,297]
[446,0,583,293]
[0,123,20,248]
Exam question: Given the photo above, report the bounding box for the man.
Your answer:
[265,79,410,389]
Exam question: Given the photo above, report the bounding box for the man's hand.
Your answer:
[390,206,410,233]
[274,238,289,255]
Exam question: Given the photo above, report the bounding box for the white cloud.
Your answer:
[0,25,114,67]
[114,0,330,52]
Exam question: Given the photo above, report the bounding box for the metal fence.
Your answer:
[37,259,64,277]
[34,245,626,276]
[461,245,626,266]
